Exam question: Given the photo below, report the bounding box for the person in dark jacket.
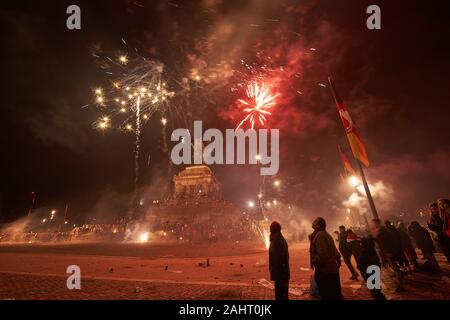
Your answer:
[385,221,409,269]
[336,226,358,280]
[269,221,290,300]
[437,198,450,261]
[427,201,450,262]
[310,217,342,300]
[356,237,387,300]
[346,229,363,259]
[397,222,419,271]
[372,219,405,292]
[408,221,441,273]
[336,226,359,280]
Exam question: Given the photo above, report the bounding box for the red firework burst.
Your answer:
[236,82,279,129]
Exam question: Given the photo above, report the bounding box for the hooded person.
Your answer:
[310,217,343,300]
[269,221,290,300]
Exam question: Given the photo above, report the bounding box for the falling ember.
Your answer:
[236,82,279,129]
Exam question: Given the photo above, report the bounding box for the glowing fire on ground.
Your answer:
[139,232,149,243]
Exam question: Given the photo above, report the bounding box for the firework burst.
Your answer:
[91,52,176,193]
[236,82,279,129]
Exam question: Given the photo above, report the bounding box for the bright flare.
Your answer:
[349,175,360,187]
[139,232,149,243]
[119,55,128,64]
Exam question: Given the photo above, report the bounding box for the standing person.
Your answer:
[346,228,363,260]
[385,221,409,270]
[356,237,387,300]
[336,226,359,280]
[310,217,342,300]
[437,198,450,262]
[269,221,290,300]
[428,200,450,262]
[408,221,441,273]
[397,222,419,271]
[372,219,405,292]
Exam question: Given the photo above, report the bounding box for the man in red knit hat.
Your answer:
[269,221,290,300]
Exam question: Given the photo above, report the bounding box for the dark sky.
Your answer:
[1,0,449,224]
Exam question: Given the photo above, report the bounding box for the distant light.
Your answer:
[95,88,102,95]
[273,200,277,206]
[274,180,280,187]
[119,55,128,64]
[248,201,255,208]
[258,193,263,199]
[96,96,104,103]
[64,221,68,225]
[139,232,149,243]
[161,118,167,125]
[42,219,47,223]
[349,176,360,187]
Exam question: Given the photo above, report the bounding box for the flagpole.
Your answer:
[328,76,380,221]
[355,159,379,220]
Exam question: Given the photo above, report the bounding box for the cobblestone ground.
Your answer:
[0,243,449,300]
[0,270,449,300]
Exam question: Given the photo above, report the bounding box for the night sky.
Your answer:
[1,0,449,224]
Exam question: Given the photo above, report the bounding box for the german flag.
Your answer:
[338,145,356,175]
[328,77,370,167]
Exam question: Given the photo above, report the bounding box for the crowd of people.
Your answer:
[268,198,450,300]
[0,215,260,243]
[150,217,258,242]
